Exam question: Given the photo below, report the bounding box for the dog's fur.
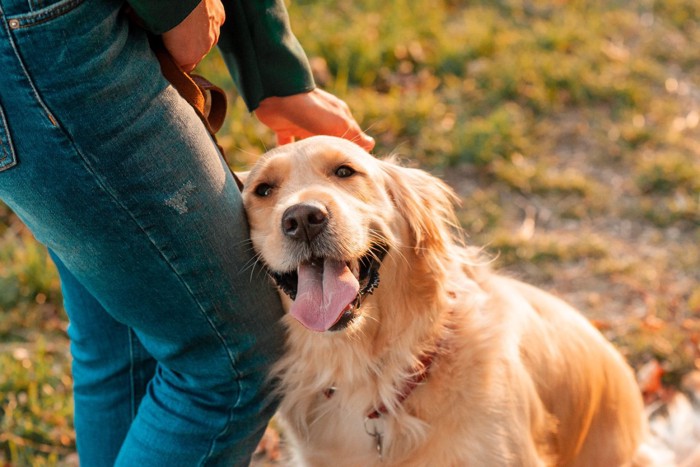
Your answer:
[241,136,646,466]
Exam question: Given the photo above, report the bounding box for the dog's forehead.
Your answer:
[251,137,377,182]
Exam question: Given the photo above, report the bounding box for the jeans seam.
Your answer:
[128,328,136,420]
[0,118,9,163]
[3,17,58,126]
[29,0,45,12]
[0,104,18,171]
[54,120,244,403]
[198,408,236,466]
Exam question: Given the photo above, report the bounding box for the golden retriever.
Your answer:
[241,135,646,467]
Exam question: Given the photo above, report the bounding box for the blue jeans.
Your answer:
[0,0,285,465]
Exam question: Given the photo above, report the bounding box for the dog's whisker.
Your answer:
[249,256,271,283]
[338,126,352,142]
[228,144,263,159]
[240,250,263,270]
[231,237,256,249]
[372,237,411,267]
[259,135,269,153]
[361,312,381,330]
[238,252,265,277]
[361,120,380,136]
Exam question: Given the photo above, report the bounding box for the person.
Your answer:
[0,0,373,465]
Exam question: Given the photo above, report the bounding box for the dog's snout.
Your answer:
[282,203,329,242]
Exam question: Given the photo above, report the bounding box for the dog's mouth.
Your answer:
[270,243,387,332]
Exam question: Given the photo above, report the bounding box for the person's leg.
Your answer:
[51,251,157,466]
[0,0,284,465]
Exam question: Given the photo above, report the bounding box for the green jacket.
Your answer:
[128,0,315,111]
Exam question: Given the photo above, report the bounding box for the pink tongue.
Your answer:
[290,259,360,332]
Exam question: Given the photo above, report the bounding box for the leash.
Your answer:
[149,36,227,136]
[149,35,245,191]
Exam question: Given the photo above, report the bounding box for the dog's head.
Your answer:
[241,136,459,333]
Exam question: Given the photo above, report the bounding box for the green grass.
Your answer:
[0,211,70,465]
[2,0,700,463]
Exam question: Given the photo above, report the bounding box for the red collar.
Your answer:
[322,346,441,420]
[366,349,439,419]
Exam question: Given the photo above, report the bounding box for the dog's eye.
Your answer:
[254,183,274,197]
[335,165,355,178]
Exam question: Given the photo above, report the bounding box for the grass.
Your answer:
[0,211,70,464]
[2,0,699,464]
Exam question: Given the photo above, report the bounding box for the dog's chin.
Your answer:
[269,243,388,332]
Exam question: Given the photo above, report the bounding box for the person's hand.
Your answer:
[161,0,225,72]
[254,89,375,151]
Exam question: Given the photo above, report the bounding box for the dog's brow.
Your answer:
[251,154,288,182]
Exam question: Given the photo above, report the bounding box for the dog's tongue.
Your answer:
[290,259,359,332]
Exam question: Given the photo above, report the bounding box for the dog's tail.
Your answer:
[633,371,700,467]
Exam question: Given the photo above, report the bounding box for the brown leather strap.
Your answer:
[190,75,228,134]
[149,36,228,136]
[148,36,244,191]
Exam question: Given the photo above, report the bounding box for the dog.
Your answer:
[240,135,646,466]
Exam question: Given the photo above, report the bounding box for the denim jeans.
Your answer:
[0,0,285,465]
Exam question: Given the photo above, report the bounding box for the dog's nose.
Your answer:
[281,203,329,242]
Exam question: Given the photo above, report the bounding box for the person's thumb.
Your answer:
[276,133,295,146]
[337,125,374,152]
[355,132,375,151]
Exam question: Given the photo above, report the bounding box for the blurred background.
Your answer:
[2,0,699,464]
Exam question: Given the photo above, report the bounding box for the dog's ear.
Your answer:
[234,171,250,188]
[380,160,460,256]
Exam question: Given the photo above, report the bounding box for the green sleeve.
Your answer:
[127,0,200,34]
[217,0,316,111]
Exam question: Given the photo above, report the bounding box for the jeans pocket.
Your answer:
[0,104,18,173]
[7,0,86,29]
[27,0,69,11]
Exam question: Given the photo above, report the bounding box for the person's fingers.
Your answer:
[355,132,375,151]
[276,133,295,146]
[180,61,199,73]
[282,118,374,151]
[254,90,375,151]
[311,90,374,150]
[338,125,374,151]
[161,0,225,71]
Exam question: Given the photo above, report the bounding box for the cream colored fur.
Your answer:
[241,136,646,467]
